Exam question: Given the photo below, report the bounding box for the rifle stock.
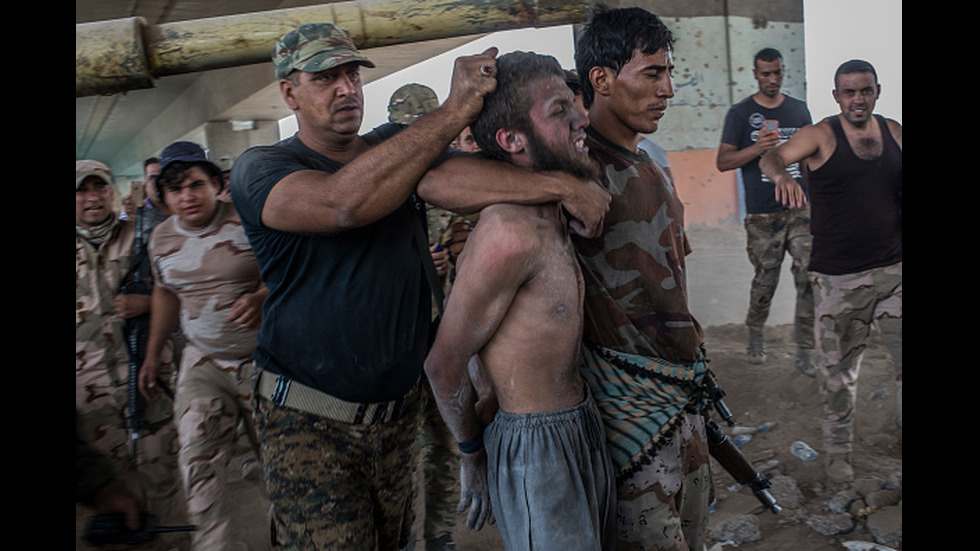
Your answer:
[702,370,781,514]
[706,418,781,514]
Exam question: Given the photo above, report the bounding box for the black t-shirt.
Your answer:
[720,95,812,214]
[231,124,432,403]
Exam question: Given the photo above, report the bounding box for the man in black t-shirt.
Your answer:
[230,23,498,549]
[716,47,815,375]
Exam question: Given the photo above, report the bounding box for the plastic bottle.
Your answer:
[790,440,819,462]
[756,421,777,433]
[730,425,756,436]
[733,434,752,447]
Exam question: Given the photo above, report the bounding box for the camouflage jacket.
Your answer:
[573,128,704,364]
[76,215,172,420]
[149,202,261,364]
[76,216,138,389]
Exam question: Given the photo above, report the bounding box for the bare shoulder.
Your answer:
[884,117,902,149]
[800,118,837,161]
[807,117,836,142]
[769,118,833,169]
[476,204,540,240]
[464,204,541,266]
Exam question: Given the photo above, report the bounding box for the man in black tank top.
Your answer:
[759,60,902,486]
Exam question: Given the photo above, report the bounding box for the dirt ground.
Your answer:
[80,225,902,550]
[214,320,901,551]
[425,325,902,551]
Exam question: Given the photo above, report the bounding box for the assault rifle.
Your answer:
[701,371,781,514]
[118,208,173,469]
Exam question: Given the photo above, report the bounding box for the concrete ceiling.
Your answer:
[76,0,490,181]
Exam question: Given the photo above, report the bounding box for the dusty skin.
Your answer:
[76,226,901,550]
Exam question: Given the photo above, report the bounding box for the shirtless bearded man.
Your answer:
[424,51,616,550]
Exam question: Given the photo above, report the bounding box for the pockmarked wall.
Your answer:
[606,0,806,228]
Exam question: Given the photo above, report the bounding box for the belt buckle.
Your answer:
[359,402,391,425]
[271,374,291,406]
[355,398,401,426]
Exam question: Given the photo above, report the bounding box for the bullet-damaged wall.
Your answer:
[604,0,806,227]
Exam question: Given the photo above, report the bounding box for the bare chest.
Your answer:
[849,134,883,160]
[841,122,884,160]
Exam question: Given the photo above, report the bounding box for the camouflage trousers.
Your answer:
[76,365,188,550]
[254,380,423,550]
[174,346,258,550]
[744,207,814,349]
[613,411,712,551]
[416,379,460,542]
[812,262,902,456]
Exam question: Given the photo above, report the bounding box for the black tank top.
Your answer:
[807,115,902,275]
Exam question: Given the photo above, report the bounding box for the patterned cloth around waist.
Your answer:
[580,344,708,481]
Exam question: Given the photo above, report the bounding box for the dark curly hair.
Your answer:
[574,3,675,108]
[156,160,223,203]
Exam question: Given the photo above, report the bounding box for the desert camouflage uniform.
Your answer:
[76,215,186,550]
[574,128,711,551]
[744,207,814,351]
[149,201,262,550]
[812,262,902,457]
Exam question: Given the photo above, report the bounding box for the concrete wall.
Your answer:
[203,120,281,170]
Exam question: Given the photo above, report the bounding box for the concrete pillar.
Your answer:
[203,120,280,172]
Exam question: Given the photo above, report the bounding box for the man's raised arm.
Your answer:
[417,155,610,238]
[760,123,824,209]
[260,49,498,234]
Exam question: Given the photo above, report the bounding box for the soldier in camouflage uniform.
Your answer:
[389,84,459,551]
[138,141,267,550]
[388,82,441,126]
[716,48,815,374]
[387,82,455,297]
[76,160,187,550]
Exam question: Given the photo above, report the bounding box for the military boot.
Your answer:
[747,329,766,365]
[795,349,816,378]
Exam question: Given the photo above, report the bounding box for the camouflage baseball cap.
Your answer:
[76,159,112,190]
[387,83,439,124]
[273,22,375,80]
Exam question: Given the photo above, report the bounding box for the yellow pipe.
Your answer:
[76,0,589,97]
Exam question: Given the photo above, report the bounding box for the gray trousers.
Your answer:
[485,390,616,550]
